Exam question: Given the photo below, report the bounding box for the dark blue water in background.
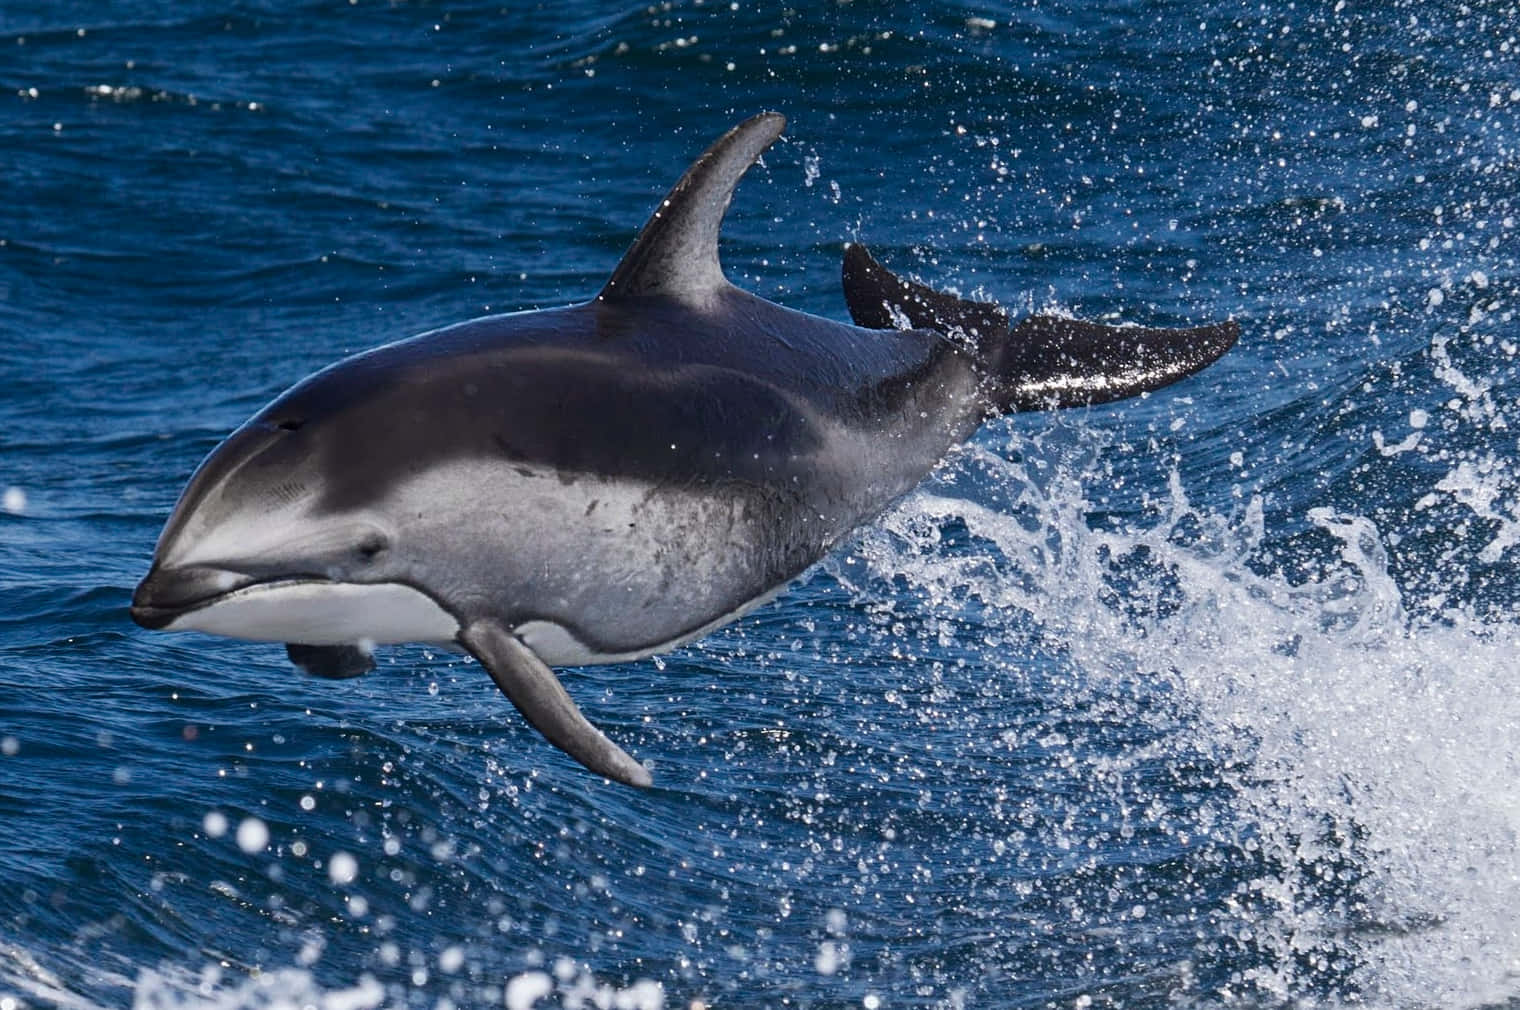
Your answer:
[4,1,1520,1006]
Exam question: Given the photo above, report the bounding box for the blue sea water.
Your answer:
[4,0,1520,1006]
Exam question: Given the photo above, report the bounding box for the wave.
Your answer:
[843,414,1520,1005]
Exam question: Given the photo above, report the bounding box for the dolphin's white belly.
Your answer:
[165,580,459,646]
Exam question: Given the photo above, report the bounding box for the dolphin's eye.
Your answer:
[356,533,388,562]
[277,418,306,432]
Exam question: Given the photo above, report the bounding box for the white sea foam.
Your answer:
[856,431,1520,1007]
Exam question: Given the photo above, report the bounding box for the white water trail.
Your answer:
[863,430,1520,1007]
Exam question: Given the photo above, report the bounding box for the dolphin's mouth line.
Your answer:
[130,571,333,630]
[130,568,464,646]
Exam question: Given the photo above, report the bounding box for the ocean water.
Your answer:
[3,0,1519,1006]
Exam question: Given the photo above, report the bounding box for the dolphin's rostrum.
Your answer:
[131,113,1237,787]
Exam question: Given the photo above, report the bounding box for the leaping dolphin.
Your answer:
[130,113,1237,787]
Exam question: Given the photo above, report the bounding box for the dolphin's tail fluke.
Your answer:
[841,243,1237,415]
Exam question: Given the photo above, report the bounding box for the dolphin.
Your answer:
[130,113,1237,787]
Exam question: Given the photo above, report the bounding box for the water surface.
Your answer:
[3,1,1519,1007]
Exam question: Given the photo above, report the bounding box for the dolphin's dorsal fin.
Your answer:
[598,112,786,305]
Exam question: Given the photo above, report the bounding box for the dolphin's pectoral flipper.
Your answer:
[840,242,1238,412]
[459,619,653,788]
[286,643,375,679]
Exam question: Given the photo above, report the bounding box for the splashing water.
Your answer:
[847,417,1520,1007]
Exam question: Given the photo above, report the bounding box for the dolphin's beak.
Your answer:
[130,563,258,630]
